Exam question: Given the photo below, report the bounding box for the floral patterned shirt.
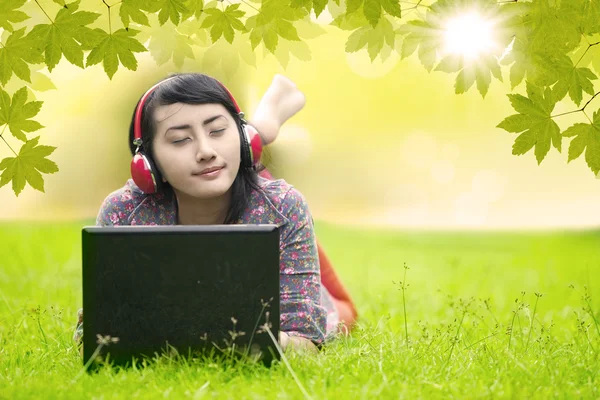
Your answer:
[75,175,338,346]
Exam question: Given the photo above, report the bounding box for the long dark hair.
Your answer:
[128,72,266,224]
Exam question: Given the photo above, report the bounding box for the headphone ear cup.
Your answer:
[240,123,263,169]
[245,124,262,166]
[131,150,161,194]
[239,123,253,169]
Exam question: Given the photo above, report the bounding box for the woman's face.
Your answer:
[151,102,241,199]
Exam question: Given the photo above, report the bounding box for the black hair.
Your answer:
[128,72,266,224]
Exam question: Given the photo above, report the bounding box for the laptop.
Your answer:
[81,225,281,369]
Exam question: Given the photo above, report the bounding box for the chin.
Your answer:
[179,179,234,199]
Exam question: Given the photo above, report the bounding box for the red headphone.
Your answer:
[130,76,264,194]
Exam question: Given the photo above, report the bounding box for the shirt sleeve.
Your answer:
[95,192,129,226]
[278,187,327,345]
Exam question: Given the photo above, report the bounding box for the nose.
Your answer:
[194,136,217,163]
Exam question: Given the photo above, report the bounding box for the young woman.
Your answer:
[75,73,357,353]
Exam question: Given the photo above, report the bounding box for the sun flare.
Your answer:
[443,13,496,59]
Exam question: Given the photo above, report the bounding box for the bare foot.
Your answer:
[249,74,307,145]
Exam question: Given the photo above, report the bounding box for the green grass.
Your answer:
[1,221,599,399]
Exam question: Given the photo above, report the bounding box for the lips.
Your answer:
[194,166,223,175]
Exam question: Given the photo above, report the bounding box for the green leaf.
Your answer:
[331,8,369,31]
[396,20,444,72]
[436,54,503,98]
[26,1,101,71]
[496,114,533,133]
[275,19,300,41]
[500,0,582,89]
[554,70,597,109]
[313,0,328,17]
[291,0,310,9]
[296,17,327,39]
[290,0,328,17]
[157,0,188,26]
[182,0,204,20]
[0,136,59,196]
[500,39,556,89]
[119,0,159,27]
[380,0,400,18]
[363,0,381,28]
[346,0,363,14]
[201,36,255,79]
[583,0,600,34]
[146,23,195,68]
[561,111,600,174]
[569,35,600,77]
[29,71,57,92]
[524,0,580,54]
[545,54,598,106]
[497,82,561,164]
[560,0,600,36]
[0,0,29,32]
[86,28,147,79]
[0,87,44,142]
[273,38,311,69]
[201,4,246,44]
[345,16,394,61]
[0,28,44,85]
[247,0,307,53]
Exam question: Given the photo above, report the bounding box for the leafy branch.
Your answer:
[2,0,600,196]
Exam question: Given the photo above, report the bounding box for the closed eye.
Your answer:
[172,138,190,144]
[210,129,226,136]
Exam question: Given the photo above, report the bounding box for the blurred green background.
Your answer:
[1,15,599,230]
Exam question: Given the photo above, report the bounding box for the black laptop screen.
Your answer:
[82,225,281,367]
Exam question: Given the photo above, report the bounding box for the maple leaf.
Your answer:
[502,1,583,89]
[0,28,44,85]
[549,55,597,106]
[397,20,444,72]
[345,15,394,61]
[272,38,311,68]
[201,36,256,79]
[0,136,58,196]
[27,64,57,92]
[181,0,205,20]
[26,1,101,71]
[147,24,196,68]
[562,111,600,173]
[0,0,29,32]
[290,0,328,18]
[135,15,204,68]
[435,54,503,98]
[0,87,44,142]
[119,0,160,27]
[246,0,306,53]
[497,82,561,164]
[559,0,600,37]
[86,28,147,79]
[331,7,369,31]
[570,35,600,78]
[295,16,327,40]
[200,4,246,44]
[157,0,188,26]
[344,0,400,27]
[500,38,556,89]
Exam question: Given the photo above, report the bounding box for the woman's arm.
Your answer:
[247,74,306,146]
[279,331,318,353]
[278,187,327,350]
